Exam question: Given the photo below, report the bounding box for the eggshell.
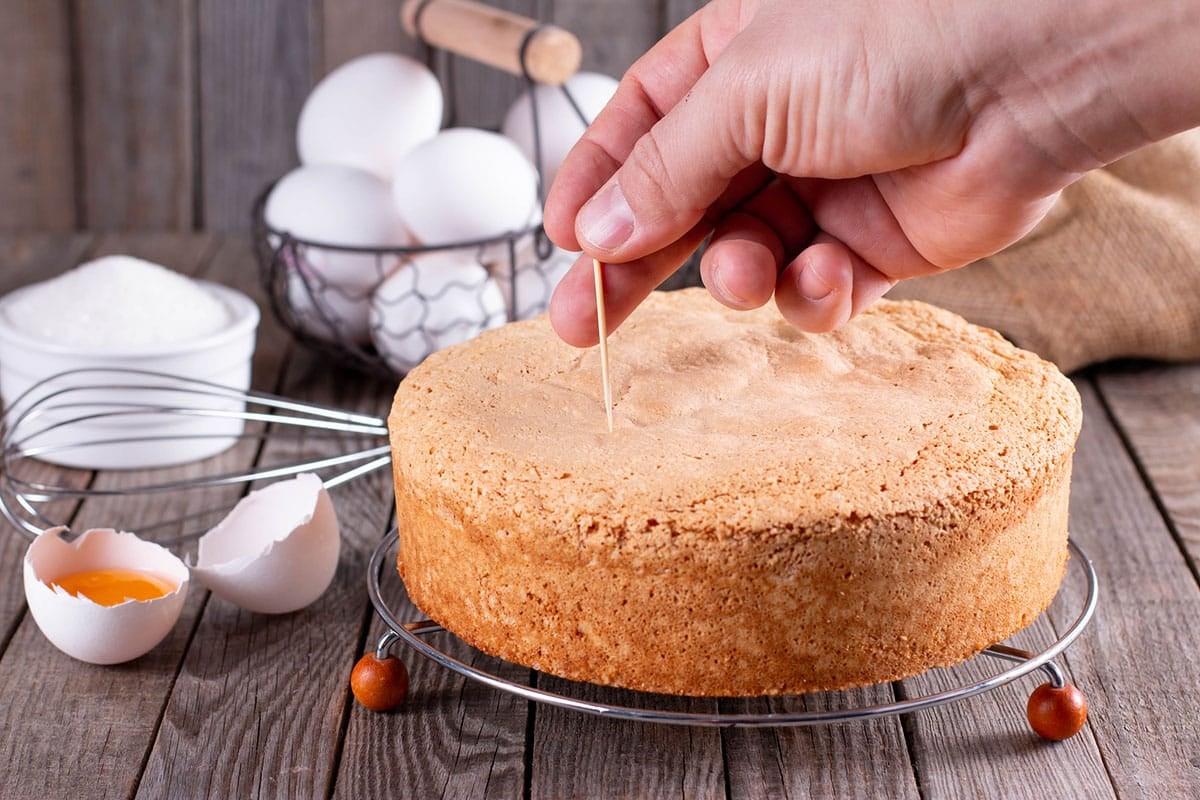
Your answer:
[501,72,619,190]
[266,164,409,342]
[297,52,443,180]
[370,252,507,374]
[24,528,189,665]
[190,473,340,614]
[391,128,540,245]
[489,236,578,320]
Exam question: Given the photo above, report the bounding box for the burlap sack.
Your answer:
[889,128,1200,373]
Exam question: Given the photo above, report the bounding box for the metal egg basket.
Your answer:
[253,2,596,380]
[253,203,567,380]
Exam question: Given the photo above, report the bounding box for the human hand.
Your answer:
[542,0,1195,346]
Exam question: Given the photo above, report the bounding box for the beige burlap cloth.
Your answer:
[889,128,1200,373]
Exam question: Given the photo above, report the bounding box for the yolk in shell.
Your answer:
[49,568,176,606]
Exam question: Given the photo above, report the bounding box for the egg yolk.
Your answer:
[49,568,176,606]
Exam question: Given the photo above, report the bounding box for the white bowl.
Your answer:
[0,282,259,469]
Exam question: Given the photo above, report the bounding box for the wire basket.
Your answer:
[253,1,592,380]
[253,197,573,380]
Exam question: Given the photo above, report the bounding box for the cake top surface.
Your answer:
[390,289,1081,534]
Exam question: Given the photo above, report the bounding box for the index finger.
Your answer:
[542,2,746,251]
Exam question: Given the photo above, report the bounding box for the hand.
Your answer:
[542,0,1198,346]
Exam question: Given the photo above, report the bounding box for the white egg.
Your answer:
[24,528,190,665]
[489,235,579,320]
[391,128,540,246]
[190,473,340,615]
[370,252,507,374]
[501,72,619,190]
[297,52,443,180]
[266,164,409,342]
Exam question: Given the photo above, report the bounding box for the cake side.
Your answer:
[389,290,1082,696]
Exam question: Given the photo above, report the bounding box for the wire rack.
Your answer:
[365,527,1098,730]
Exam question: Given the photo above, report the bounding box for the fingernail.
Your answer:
[578,183,634,251]
[798,261,835,302]
[710,263,747,307]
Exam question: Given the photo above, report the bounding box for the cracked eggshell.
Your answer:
[190,473,340,614]
[23,528,189,665]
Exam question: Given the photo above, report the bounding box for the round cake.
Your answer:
[388,289,1082,696]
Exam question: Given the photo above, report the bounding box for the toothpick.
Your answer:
[593,258,614,433]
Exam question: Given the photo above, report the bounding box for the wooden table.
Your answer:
[1,234,1198,800]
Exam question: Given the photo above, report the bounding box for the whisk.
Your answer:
[0,367,392,545]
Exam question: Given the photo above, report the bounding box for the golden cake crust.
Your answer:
[389,289,1082,696]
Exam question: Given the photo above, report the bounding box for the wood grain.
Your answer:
[530,680,724,799]
[721,688,920,800]
[0,235,96,664]
[435,0,547,129]
[197,0,316,231]
[74,0,193,230]
[0,0,75,231]
[321,0,423,75]
[553,0,660,77]
[898,619,1114,800]
[333,592,531,799]
[0,235,222,800]
[134,239,400,799]
[1063,378,1200,798]
[1094,363,1200,566]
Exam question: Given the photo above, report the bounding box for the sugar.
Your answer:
[2,255,233,348]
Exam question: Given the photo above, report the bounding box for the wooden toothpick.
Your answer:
[593,258,614,433]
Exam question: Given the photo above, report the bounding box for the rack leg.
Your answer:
[350,629,410,712]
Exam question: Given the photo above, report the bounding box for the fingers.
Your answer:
[546,5,766,265]
[774,234,896,333]
[548,224,713,347]
[543,2,742,253]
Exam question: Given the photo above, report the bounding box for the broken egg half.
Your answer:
[24,528,190,665]
[189,472,340,614]
[22,473,341,664]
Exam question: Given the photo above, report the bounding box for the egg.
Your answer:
[190,473,340,615]
[297,52,443,180]
[370,251,507,374]
[266,164,410,342]
[489,235,578,320]
[391,128,540,246]
[24,528,190,665]
[501,72,619,190]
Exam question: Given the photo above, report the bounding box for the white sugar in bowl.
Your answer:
[0,256,260,470]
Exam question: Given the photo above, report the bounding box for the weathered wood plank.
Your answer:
[332,599,531,799]
[553,0,660,78]
[198,1,316,231]
[135,240,399,798]
[721,688,920,800]
[0,235,232,800]
[0,0,76,232]
[1073,372,1200,797]
[0,235,96,671]
[321,0,424,74]
[74,0,193,230]
[664,0,707,30]
[436,0,547,129]
[899,620,1114,800]
[530,680,724,799]
[1094,363,1200,567]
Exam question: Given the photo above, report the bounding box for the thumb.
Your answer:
[574,51,763,262]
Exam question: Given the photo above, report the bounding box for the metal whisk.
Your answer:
[0,368,392,544]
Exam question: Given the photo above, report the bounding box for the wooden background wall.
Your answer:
[0,0,706,234]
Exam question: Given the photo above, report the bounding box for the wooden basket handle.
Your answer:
[401,0,582,86]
